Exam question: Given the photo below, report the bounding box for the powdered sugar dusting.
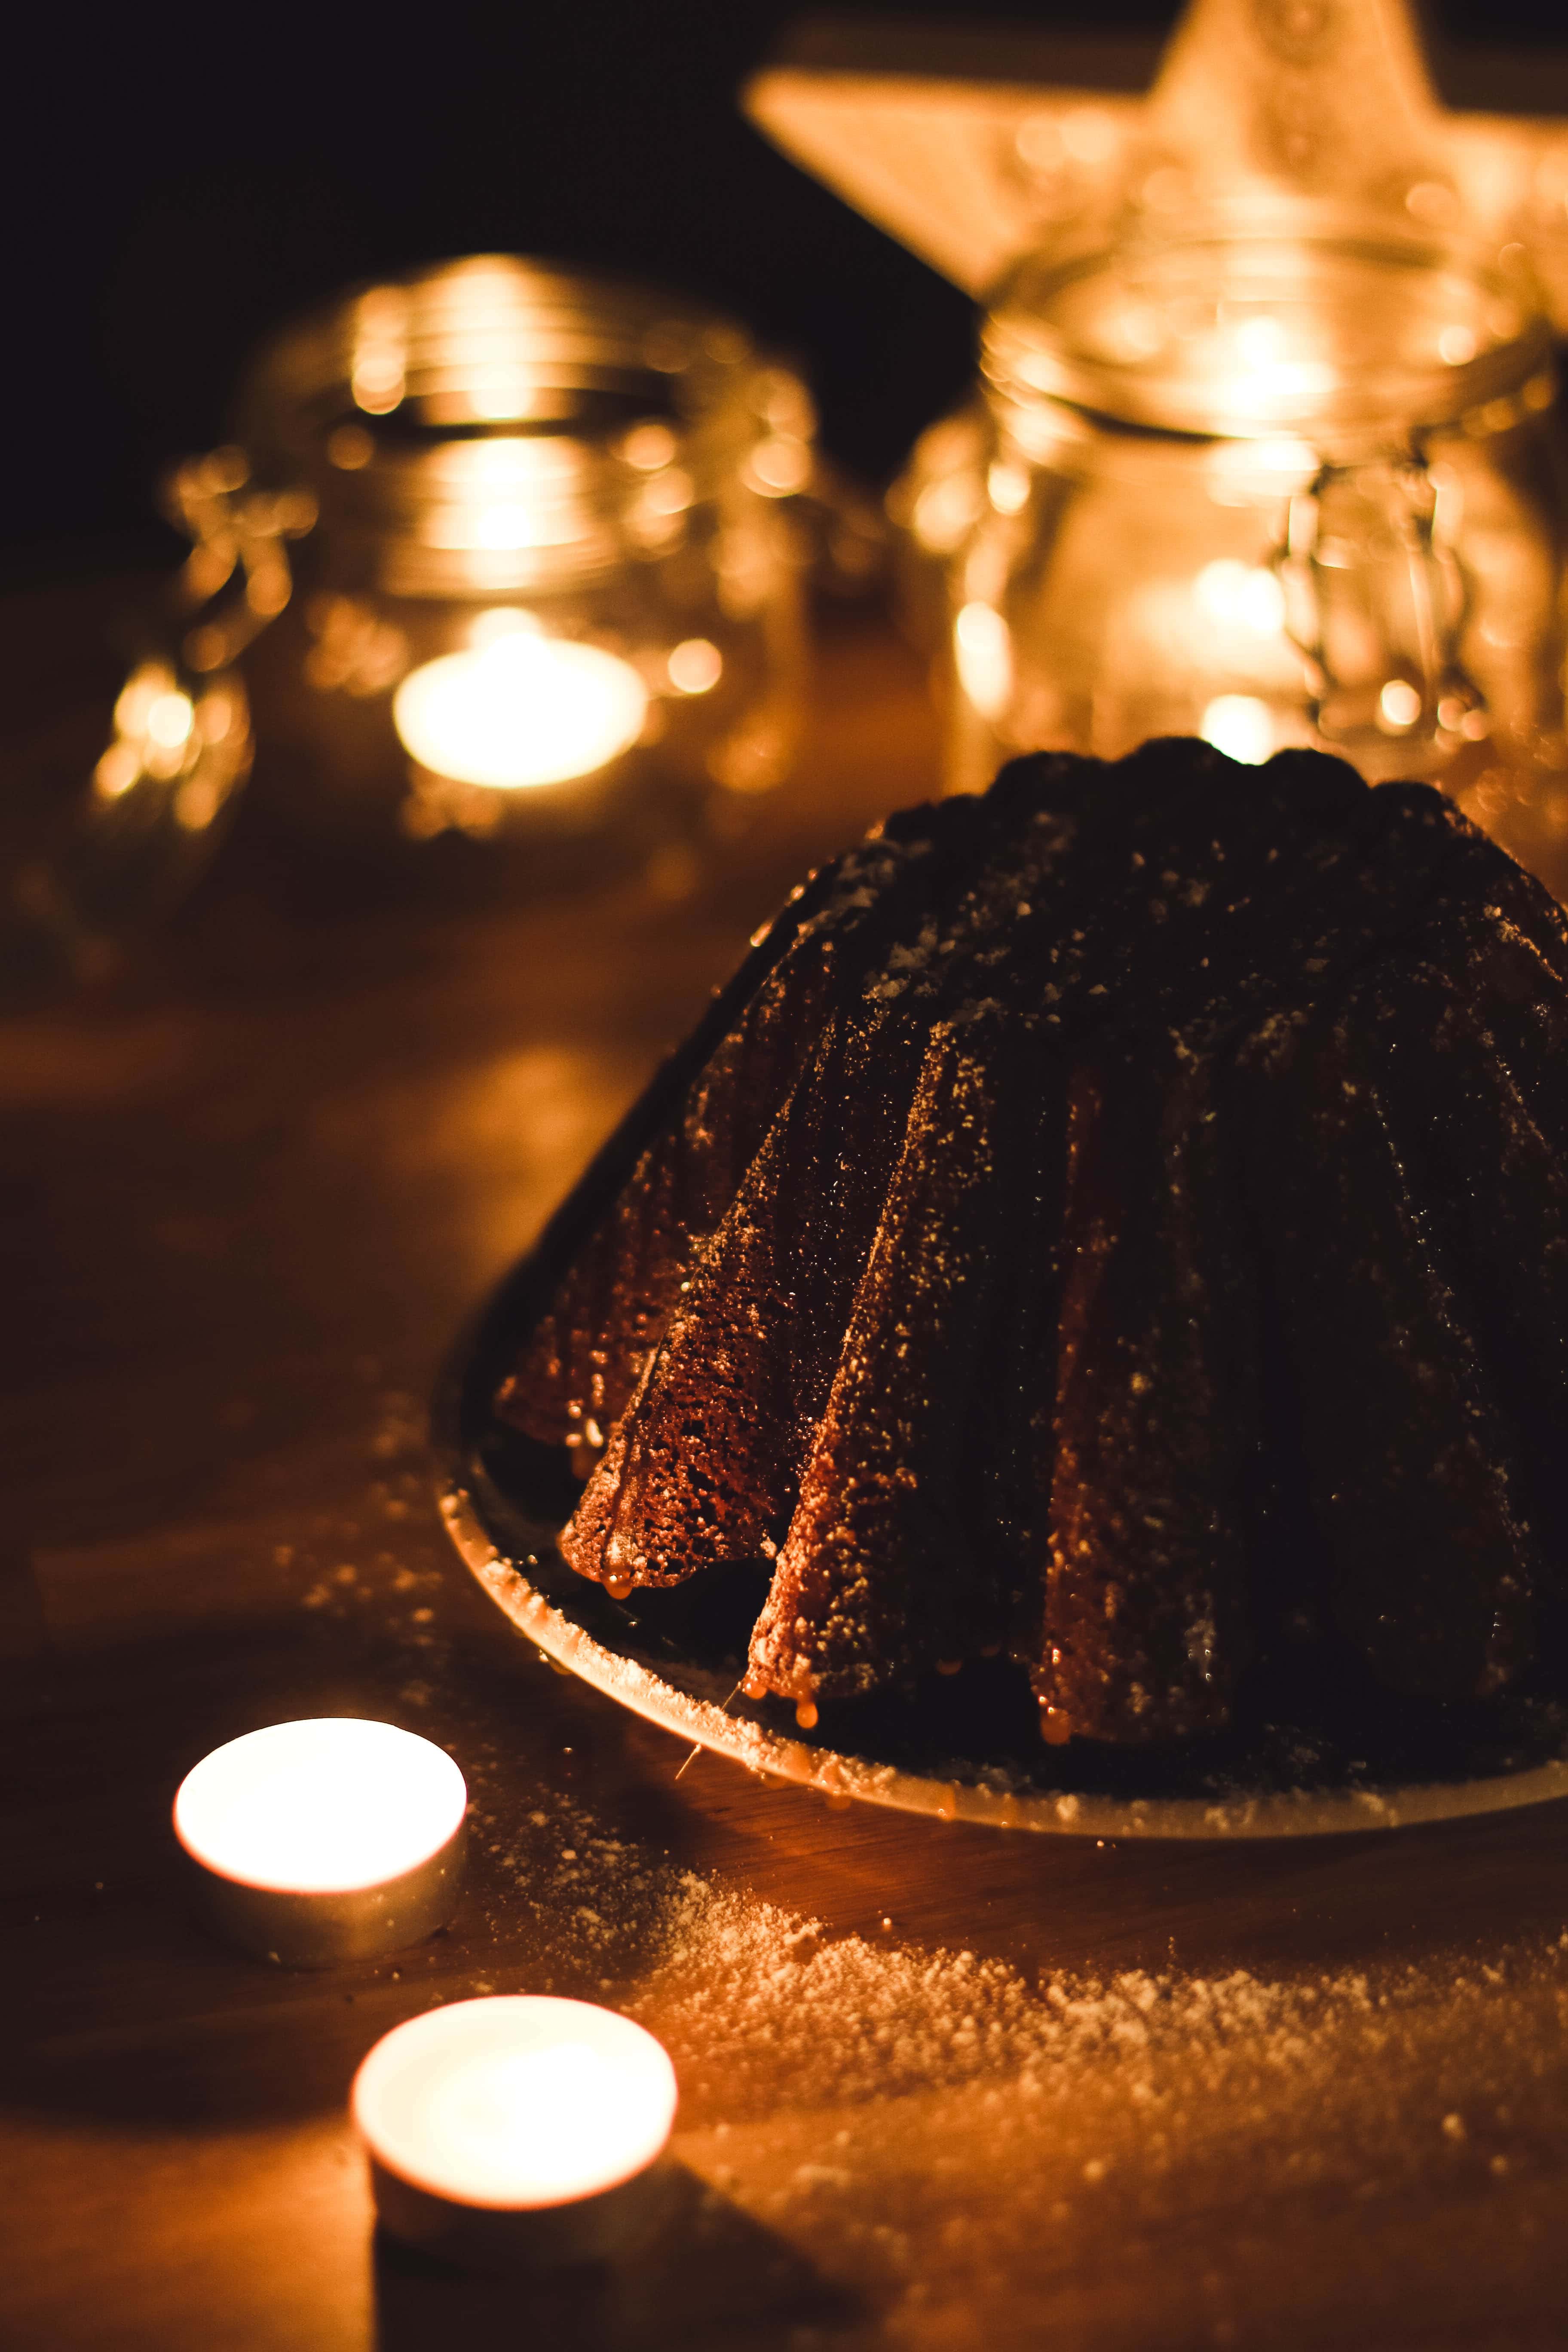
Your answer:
[460,1758,1568,2346]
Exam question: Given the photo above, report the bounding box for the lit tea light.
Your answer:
[173,1718,467,1967]
[392,629,648,790]
[1200,692,1275,766]
[1193,559,1286,640]
[353,1997,679,2269]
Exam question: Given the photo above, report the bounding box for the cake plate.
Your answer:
[437,1231,1568,1844]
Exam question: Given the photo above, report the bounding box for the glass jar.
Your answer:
[173,257,815,863]
[895,226,1568,895]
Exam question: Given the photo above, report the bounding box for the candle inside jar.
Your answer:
[173,1718,467,1966]
[353,1997,678,2266]
[392,627,648,790]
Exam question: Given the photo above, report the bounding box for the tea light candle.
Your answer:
[392,630,649,790]
[173,1718,467,1967]
[353,1997,680,2269]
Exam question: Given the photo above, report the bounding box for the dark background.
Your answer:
[3,0,1565,587]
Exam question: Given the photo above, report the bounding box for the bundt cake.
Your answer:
[494,739,1568,1749]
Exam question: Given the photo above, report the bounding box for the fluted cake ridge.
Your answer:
[497,739,1568,1747]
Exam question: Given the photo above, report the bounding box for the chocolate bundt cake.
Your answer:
[494,740,1568,1748]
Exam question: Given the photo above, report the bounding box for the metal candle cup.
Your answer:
[173,1718,467,1967]
[352,1997,680,2270]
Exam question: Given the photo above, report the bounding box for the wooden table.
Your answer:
[5,594,1568,2352]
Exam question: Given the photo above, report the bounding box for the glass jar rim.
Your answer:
[239,255,763,457]
[984,223,1555,445]
[233,256,775,599]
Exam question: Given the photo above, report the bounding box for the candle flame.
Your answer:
[392,634,648,790]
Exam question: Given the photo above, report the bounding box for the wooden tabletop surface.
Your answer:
[5,588,1568,2352]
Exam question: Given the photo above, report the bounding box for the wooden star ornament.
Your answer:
[747,0,1568,321]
